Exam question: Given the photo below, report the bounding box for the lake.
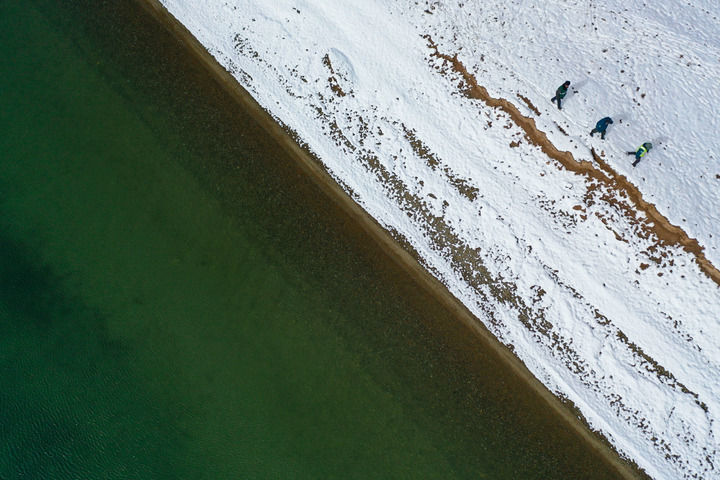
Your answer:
[0,1,632,478]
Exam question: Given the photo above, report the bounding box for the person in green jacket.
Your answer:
[627,142,653,167]
[550,81,571,109]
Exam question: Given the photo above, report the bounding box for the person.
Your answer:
[590,116,614,139]
[626,142,653,167]
[550,81,571,109]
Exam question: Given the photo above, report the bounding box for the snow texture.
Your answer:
[157,1,720,478]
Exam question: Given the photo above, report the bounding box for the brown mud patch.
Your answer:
[424,36,720,287]
[517,93,541,116]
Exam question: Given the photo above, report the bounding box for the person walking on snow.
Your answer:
[590,116,614,139]
[627,142,653,167]
[550,81,571,109]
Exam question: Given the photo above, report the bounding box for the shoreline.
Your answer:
[137,1,646,478]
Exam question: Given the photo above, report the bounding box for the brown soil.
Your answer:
[425,37,720,287]
[518,93,541,116]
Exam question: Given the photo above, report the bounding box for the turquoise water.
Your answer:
[0,1,628,478]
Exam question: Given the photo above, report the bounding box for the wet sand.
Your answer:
[138,1,647,478]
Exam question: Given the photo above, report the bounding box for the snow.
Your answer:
[156,1,720,478]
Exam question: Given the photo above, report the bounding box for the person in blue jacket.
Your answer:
[550,81,571,109]
[590,116,614,139]
[627,142,653,167]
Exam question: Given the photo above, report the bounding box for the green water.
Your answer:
[0,1,627,479]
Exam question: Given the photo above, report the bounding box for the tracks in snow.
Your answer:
[424,36,720,288]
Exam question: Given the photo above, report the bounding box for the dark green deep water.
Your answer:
[0,1,627,479]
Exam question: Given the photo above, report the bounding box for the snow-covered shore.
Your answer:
[155,1,720,478]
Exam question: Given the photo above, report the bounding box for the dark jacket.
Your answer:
[595,117,613,132]
[555,84,569,99]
